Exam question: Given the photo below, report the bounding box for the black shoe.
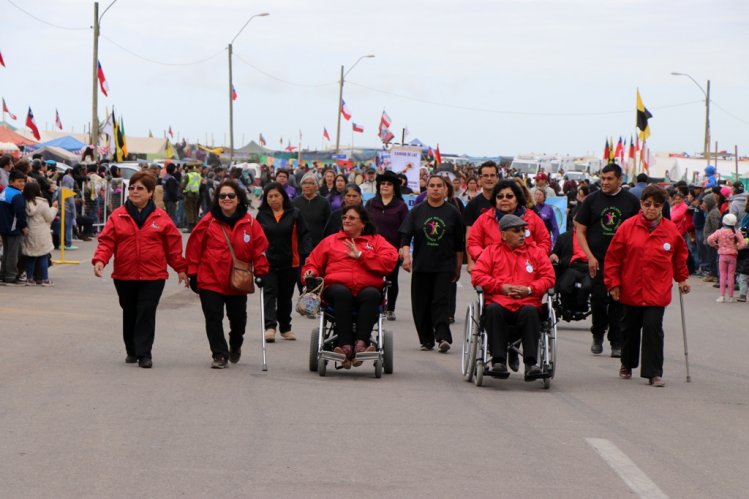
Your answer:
[508,350,520,372]
[125,355,137,364]
[610,345,622,358]
[211,356,228,369]
[438,340,451,353]
[491,362,508,375]
[229,346,241,364]
[420,344,434,351]
[448,316,455,324]
[524,364,542,380]
[591,337,603,355]
[138,357,152,369]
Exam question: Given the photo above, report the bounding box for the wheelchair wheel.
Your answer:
[374,360,383,378]
[383,330,394,374]
[318,358,327,377]
[309,328,320,372]
[474,360,484,387]
[462,304,476,379]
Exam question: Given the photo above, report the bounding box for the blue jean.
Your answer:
[25,255,49,282]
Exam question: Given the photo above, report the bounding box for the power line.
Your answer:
[101,35,224,66]
[6,0,90,31]
[712,102,749,127]
[233,52,337,88]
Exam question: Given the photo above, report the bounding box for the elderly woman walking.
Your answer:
[604,185,690,387]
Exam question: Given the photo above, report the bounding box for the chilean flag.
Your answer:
[55,109,63,130]
[259,133,266,146]
[340,100,352,121]
[352,122,364,133]
[168,125,174,138]
[2,98,17,120]
[26,107,41,140]
[0,50,5,68]
[323,127,331,141]
[380,110,391,129]
[231,85,238,101]
[97,60,109,96]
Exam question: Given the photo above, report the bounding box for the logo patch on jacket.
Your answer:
[663,242,671,251]
[151,221,160,229]
[243,230,251,243]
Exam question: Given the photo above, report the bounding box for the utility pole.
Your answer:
[704,80,711,167]
[228,43,234,163]
[91,2,99,160]
[335,65,344,154]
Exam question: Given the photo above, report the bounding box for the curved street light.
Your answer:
[90,0,119,160]
[671,71,711,164]
[229,12,270,162]
[335,54,375,153]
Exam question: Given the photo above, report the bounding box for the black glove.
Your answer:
[254,276,265,288]
[189,274,199,294]
[305,276,322,289]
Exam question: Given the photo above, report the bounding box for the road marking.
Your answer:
[586,438,668,499]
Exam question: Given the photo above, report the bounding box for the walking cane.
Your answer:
[678,290,691,382]
[257,278,267,371]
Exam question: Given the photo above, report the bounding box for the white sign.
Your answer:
[388,146,421,192]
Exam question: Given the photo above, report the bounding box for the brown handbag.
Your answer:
[220,225,255,294]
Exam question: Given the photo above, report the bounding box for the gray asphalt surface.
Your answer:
[2,237,748,498]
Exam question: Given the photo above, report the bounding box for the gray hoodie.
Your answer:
[729,192,748,218]
[703,194,722,237]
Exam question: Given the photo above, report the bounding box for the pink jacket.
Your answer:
[707,227,746,256]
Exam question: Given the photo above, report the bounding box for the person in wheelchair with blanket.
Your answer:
[302,205,398,368]
[550,228,591,321]
[471,214,556,379]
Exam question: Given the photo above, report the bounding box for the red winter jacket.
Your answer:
[471,242,556,312]
[604,214,689,307]
[302,231,398,296]
[92,206,186,280]
[467,208,551,262]
[185,213,269,295]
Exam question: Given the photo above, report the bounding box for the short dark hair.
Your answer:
[478,161,498,177]
[275,169,289,179]
[492,179,527,209]
[129,171,156,192]
[636,173,649,183]
[343,204,377,236]
[166,163,176,175]
[0,155,12,169]
[212,179,249,207]
[641,184,667,204]
[601,163,623,178]
[9,168,27,183]
[343,183,362,196]
[260,182,291,211]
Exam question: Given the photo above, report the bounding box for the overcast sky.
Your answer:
[2,0,748,157]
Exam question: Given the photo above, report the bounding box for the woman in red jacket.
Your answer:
[185,179,269,369]
[303,204,398,368]
[467,180,551,266]
[605,185,691,387]
[93,171,188,368]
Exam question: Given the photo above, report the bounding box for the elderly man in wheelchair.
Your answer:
[470,214,556,381]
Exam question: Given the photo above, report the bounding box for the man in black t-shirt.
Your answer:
[463,161,498,271]
[400,175,465,353]
[574,163,640,357]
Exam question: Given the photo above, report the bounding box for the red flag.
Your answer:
[352,122,364,133]
[168,126,174,138]
[2,98,17,120]
[0,50,5,67]
[435,144,443,164]
[628,135,635,159]
[340,100,352,121]
[603,138,610,161]
[259,133,266,146]
[613,137,623,159]
[55,109,63,130]
[26,107,40,140]
[231,85,237,101]
[97,60,109,96]
[427,147,434,159]
[380,110,391,129]
[285,144,297,152]
[640,140,650,174]
[323,127,330,141]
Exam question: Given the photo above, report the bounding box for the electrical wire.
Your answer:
[6,0,90,31]
[101,35,225,66]
[233,52,337,88]
[712,102,749,127]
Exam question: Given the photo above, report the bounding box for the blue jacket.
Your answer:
[0,185,28,236]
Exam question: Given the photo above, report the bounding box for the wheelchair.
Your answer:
[461,286,557,389]
[308,281,393,378]
[551,263,592,323]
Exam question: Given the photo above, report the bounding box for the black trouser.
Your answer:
[385,262,401,312]
[199,289,247,359]
[448,281,457,319]
[590,268,622,346]
[411,271,453,347]
[113,279,166,360]
[621,305,665,378]
[483,303,540,365]
[263,266,297,333]
[164,200,177,225]
[323,284,381,347]
[556,261,591,310]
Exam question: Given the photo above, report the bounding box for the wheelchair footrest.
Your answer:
[487,371,511,379]
[354,352,380,362]
[320,351,346,363]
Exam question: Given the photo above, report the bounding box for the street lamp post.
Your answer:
[335,54,375,154]
[91,0,118,161]
[228,12,269,163]
[671,72,711,165]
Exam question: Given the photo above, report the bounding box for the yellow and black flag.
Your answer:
[636,89,652,140]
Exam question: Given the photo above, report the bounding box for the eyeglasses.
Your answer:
[127,185,147,191]
[342,215,361,221]
[219,192,237,200]
[496,193,515,200]
[642,201,663,208]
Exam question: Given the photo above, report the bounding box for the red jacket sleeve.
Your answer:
[604,224,628,291]
[470,245,502,294]
[163,220,187,273]
[529,249,556,296]
[359,235,398,275]
[185,216,210,275]
[249,217,270,276]
[302,235,330,277]
[466,219,486,262]
[92,216,117,266]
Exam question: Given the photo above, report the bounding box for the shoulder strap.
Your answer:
[220,224,237,260]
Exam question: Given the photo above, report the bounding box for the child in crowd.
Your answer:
[21,181,57,286]
[736,200,749,302]
[707,213,746,302]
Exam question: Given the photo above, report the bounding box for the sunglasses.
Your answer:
[219,192,237,200]
[642,201,663,208]
[341,215,361,221]
[496,193,515,200]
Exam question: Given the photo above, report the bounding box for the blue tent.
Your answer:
[28,135,86,152]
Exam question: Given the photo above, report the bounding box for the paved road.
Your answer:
[2,237,748,498]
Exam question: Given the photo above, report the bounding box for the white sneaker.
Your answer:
[716,296,725,303]
[264,329,276,342]
[726,297,735,303]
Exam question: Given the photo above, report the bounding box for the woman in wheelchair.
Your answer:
[471,214,556,378]
[303,205,398,368]
[467,180,552,268]
[550,228,591,320]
